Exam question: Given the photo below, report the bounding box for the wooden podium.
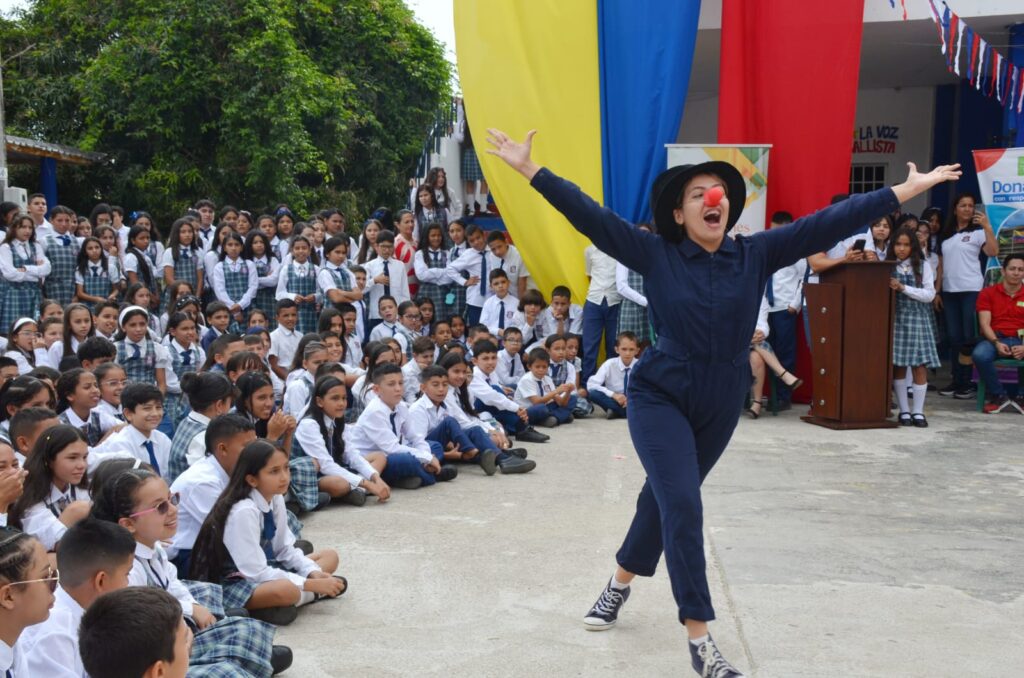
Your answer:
[802,261,897,429]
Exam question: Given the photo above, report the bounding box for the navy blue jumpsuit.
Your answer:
[531,168,899,623]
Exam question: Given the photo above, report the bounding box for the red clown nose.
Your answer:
[703,186,725,208]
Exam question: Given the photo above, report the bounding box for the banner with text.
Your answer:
[973,147,1024,284]
[666,144,772,236]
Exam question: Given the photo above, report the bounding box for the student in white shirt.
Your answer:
[19,518,135,678]
[212,233,259,329]
[166,372,236,482]
[91,383,173,478]
[401,336,436,403]
[47,303,96,371]
[468,339,549,444]
[0,529,53,678]
[0,441,24,526]
[363,231,411,323]
[581,244,622,382]
[496,327,527,388]
[480,269,519,339]
[586,331,640,420]
[345,342,401,423]
[346,364,457,489]
[268,299,302,381]
[409,365,534,475]
[516,347,574,427]
[294,375,390,505]
[9,424,91,551]
[89,463,291,675]
[368,296,409,353]
[8,406,58,470]
[93,362,127,423]
[317,236,364,309]
[189,440,344,619]
[486,231,530,298]
[54,368,122,454]
[0,218,51,341]
[444,224,490,325]
[282,342,328,418]
[513,290,548,350]
[336,302,364,368]
[3,319,48,375]
[540,285,584,339]
[438,352,526,454]
[761,212,808,407]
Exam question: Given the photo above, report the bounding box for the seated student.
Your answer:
[317,331,346,371]
[91,300,121,342]
[480,269,519,339]
[0,530,53,677]
[469,340,549,444]
[514,289,548,349]
[55,368,122,449]
[463,324,492,360]
[164,311,206,429]
[0,441,25,526]
[294,375,391,506]
[565,333,584,380]
[167,372,236,483]
[268,299,302,382]
[515,348,574,427]
[335,302,364,369]
[429,319,452,358]
[113,306,170,393]
[586,331,639,420]
[190,440,344,626]
[75,336,118,372]
[363,230,411,326]
[367,295,406,348]
[93,362,126,422]
[496,327,527,389]
[79,588,194,678]
[410,365,534,475]
[91,383,172,477]
[9,406,59,467]
[402,336,436,403]
[198,333,244,374]
[546,332,592,418]
[394,300,423,359]
[439,352,530,455]
[4,318,49,375]
[0,357,19,390]
[282,341,328,418]
[9,425,91,551]
[345,342,398,422]
[540,285,584,339]
[201,301,231,352]
[448,314,468,349]
[169,415,271,570]
[347,364,457,489]
[18,518,135,678]
[90,464,292,676]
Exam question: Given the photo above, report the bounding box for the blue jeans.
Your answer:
[767,309,798,402]
[590,390,626,417]
[971,337,1023,398]
[941,290,979,389]
[582,299,621,383]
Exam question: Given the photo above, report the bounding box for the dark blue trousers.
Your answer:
[466,304,483,326]
[767,309,798,402]
[380,451,438,487]
[525,400,573,424]
[614,343,749,623]
[582,299,621,383]
[475,385,526,434]
[941,290,978,389]
[428,416,507,468]
[589,390,626,417]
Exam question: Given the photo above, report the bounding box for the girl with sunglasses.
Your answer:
[9,425,90,551]
[90,462,291,676]
[0,528,57,676]
[3,319,48,376]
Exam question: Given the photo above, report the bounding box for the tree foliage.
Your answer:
[1,0,450,223]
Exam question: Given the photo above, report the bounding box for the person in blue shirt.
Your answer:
[485,127,961,678]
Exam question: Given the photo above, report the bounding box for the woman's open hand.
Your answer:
[892,162,962,204]
[485,128,541,180]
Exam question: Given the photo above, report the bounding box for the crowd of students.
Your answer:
[0,186,643,676]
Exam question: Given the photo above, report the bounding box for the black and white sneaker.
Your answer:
[689,635,745,677]
[937,383,957,397]
[582,579,630,631]
[953,385,977,400]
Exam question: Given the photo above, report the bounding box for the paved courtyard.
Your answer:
[276,393,1023,677]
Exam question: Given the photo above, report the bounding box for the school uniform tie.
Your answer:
[551,363,561,384]
[142,440,160,477]
[623,366,631,393]
[59,234,72,246]
[432,250,441,266]
[766,275,775,306]
[181,248,190,259]
[91,264,101,278]
[261,510,276,560]
[479,253,487,294]
[498,301,506,329]
[537,379,545,396]
[382,259,391,297]
[131,342,141,359]
[55,494,71,514]
[499,258,505,270]
[389,412,399,442]
[181,349,192,366]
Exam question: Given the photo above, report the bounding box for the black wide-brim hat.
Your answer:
[650,161,746,241]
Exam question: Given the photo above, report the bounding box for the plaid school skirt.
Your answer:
[288,455,321,513]
[894,294,941,368]
[617,299,651,342]
[189,616,276,678]
[462,147,484,182]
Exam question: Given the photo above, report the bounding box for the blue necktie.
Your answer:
[390,324,397,337]
[766,275,775,306]
[479,253,487,294]
[382,259,391,297]
[181,249,190,259]
[537,379,545,395]
[131,343,141,359]
[498,301,505,329]
[261,511,276,560]
[389,412,399,442]
[499,258,505,270]
[623,366,631,393]
[59,234,71,246]
[432,251,442,266]
[552,364,561,383]
[91,264,100,277]
[181,349,191,366]
[142,440,160,476]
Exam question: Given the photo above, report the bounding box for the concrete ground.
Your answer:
[275,391,1024,677]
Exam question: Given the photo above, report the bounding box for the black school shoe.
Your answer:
[506,447,528,459]
[341,487,368,506]
[498,453,536,474]
[315,491,332,510]
[393,476,424,490]
[912,413,929,428]
[583,578,630,630]
[436,466,458,482]
[689,635,745,677]
[249,605,299,626]
[271,645,293,675]
[479,450,498,476]
[294,539,314,555]
[516,426,550,443]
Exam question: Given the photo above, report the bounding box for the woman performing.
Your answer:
[485,128,960,678]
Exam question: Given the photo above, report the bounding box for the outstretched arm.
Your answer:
[485,128,657,275]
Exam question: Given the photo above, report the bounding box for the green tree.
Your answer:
[1,0,450,225]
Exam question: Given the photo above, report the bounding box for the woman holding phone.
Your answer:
[934,194,999,399]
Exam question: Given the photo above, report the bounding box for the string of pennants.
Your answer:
[927,0,1024,113]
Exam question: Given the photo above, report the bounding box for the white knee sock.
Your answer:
[911,383,927,414]
[894,377,910,413]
